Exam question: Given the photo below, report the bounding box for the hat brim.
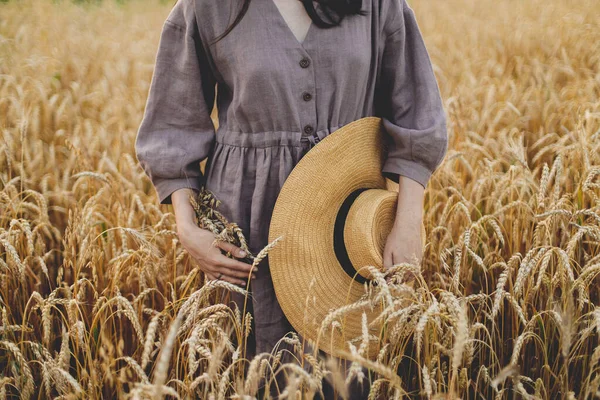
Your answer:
[268,116,399,360]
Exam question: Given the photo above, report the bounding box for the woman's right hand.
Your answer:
[170,188,256,286]
[178,223,257,286]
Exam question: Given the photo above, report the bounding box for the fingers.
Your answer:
[208,243,254,269]
[205,271,218,281]
[219,274,246,286]
[218,254,256,273]
[220,265,257,280]
[205,269,250,287]
[212,257,256,286]
[216,240,247,259]
[213,241,255,272]
[205,254,256,286]
[195,238,256,286]
[383,246,393,271]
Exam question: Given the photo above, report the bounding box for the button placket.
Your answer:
[297,50,318,142]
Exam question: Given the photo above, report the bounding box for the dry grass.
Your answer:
[1,0,600,398]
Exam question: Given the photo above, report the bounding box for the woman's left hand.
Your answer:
[382,176,426,283]
[383,214,424,282]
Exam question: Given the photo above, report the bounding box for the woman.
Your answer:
[135,0,448,396]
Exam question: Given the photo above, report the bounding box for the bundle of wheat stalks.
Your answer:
[1,0,599,398]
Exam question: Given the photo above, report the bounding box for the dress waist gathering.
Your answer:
[213,125,353,149]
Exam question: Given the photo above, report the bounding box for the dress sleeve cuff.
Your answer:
[154,177,203,205]
[381,157,432,189]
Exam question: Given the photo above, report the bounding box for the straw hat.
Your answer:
[267,116,426,361]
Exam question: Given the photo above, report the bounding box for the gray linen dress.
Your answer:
[135,0,448,362]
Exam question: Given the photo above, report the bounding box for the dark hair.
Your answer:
[208,0,368,46]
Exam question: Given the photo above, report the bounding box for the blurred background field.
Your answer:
[0,0,599,398]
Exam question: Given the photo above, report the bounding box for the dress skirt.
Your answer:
[204,129,315,358]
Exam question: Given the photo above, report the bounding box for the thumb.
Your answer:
[216,240,247,258]
[382,243,393,271]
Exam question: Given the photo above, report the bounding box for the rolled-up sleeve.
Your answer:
[135,6,217,205]
[376,0,448,189]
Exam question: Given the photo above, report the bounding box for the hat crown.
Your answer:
[343,189,398,280]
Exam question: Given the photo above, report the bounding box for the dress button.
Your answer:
[302,92,312,101]
[299,58,310,68]
[303,124,314,135]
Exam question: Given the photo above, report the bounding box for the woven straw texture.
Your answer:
[268,116,425,360]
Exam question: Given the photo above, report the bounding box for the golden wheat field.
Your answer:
[1,0,600,398]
